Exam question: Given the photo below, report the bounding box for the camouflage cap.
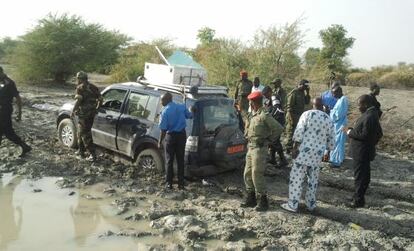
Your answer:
[271,78,282,85]
[76,71,88,80]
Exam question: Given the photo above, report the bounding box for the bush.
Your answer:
[346,72,375,87]
[194,38,250,87]
[12,14,129,83]
[0,37,18,63]
[378,70,414,89]
[110,39,175,83]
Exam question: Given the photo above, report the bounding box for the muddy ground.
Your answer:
[0,82,414,250]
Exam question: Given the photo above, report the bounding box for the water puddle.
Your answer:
[31,103,61,112]
[0,173,182,250]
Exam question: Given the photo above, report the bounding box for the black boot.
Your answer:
[268,148,277,165]
[350,197,365,208]
[19,142,32,157]
[278,150,288,167]
[86,150,97,162]
[75,149,86,158]
[241,191,257,208]
[255,194,269,212]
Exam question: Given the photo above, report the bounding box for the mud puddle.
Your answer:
[0,173,188,251]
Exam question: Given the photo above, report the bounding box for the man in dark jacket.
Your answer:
[343,95,383,208]
[262,86,287,167]
[0,66,32,157]
[369,83,383,118]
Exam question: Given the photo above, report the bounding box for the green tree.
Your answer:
[0,37,19,63]
[194,38,250,88]
[319,24,355,74]
[110,39,175,82]
[303,47,320,71]
[12,14,129,83]
[197,27,216,46]
[249,19,304,84]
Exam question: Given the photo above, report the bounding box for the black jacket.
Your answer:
[0,76,18,112]
[349,107,383,161]
[370,94,383,118]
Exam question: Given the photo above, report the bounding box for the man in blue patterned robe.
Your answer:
[281,97,335,213]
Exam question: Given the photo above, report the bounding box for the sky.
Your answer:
[1,0,413,69]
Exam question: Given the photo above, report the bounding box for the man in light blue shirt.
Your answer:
[158,92,193,190]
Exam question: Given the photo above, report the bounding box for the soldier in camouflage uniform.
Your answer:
[71,71,102,161]
[241,91,284,211]
[271,78,287,109]
[285,79,311,154]
[234,71,253,118]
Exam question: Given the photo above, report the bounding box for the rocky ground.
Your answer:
[1,83,414,250]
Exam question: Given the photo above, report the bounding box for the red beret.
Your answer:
[240,70,248,77]
[247,91,262,100]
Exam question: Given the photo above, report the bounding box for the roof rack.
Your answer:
[135,78,228,96]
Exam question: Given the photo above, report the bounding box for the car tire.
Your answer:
[136,148,164,173]
[58,118,78,149]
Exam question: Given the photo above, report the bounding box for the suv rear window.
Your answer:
[200,99,239,134]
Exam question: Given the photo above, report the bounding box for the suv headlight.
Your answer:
[185,136,198,152]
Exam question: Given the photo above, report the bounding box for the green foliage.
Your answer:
[319,24,355,73]
[250,20,304,84]
[110,39,175,82]
[194,38,249,87]
[0,37,19,63]
[304,25,355,84]
[197,27,216,46]
[12,13,129,83]
[346,72,375,87]
[304,47,320,71]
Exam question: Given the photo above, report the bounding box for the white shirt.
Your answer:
[248,84,265,112]
[251,84,264,93]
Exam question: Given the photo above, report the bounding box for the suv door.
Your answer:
[92,88,127,151]
[117,91,160,156]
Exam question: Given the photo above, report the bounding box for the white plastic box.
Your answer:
[144,63,207,87]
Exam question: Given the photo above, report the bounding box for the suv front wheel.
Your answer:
[136,149,164,173]
[58,118,78,148]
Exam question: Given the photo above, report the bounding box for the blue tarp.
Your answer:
[167,51,204,69]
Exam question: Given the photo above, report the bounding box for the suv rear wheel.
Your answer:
[136,149,164,173]
[58,118,77,148]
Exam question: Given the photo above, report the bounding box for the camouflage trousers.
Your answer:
[77,116,95,155]
[239,97,250,114]
[285,113,300,152]
[244,145,267,195]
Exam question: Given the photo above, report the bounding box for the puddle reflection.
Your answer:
[0,175,23,250]
[0,174,140,251]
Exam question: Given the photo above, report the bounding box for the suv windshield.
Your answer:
[200,99,239,135]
